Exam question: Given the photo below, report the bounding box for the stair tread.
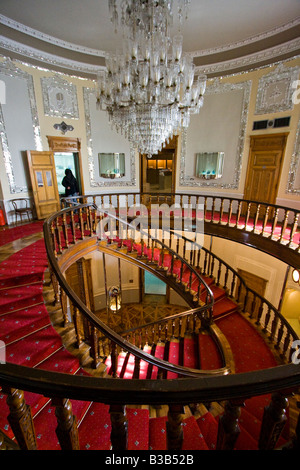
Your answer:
[5,325,62,367]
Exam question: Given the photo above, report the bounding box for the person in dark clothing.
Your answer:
[62,169,79,197]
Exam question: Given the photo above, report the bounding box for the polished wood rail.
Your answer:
[61,192,300,269]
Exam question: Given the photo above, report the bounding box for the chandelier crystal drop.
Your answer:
[97,0,206,158]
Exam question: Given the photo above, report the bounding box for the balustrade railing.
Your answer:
[61,192,300,268]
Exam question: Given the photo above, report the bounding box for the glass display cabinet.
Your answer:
[99,153,125,178]
[195,152,224,179]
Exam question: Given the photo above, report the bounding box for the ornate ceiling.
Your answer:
[0,0,299,78]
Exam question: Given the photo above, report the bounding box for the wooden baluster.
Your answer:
[282,330,291,360]
[220,199,224,223]
[256,302,264,326]
[70,209,76,244]
[53,398,80,450]
[216,260,222,286]
[224,266,229,291]
[289,213,299,246]
[3,387,37,450]
[216,400,244,450]
[79,207,84,239]
[60,288,70,327]
[280,210,290,243]
[275,322,284,350]
[55,219,62,254]
[133,355,141,379]
[245,202,251,229]
[62,212,69,249]
[109,405,128,451]
[49,266,59,304]
[110,341,118,378]
[228,199,233,226]
[262,306,271,333]
[212,197,216,222]
[230,273,236,298]
[203,251,208,274]
[254,203,260,232]
[249,293,256,319]
[90,325,100,369]
[72,305,84,348]
[50,221,58,257]
[271,207,279,238]
[167,405,184,450]
[236,201,242,227]
[258,393,288,450]
[269,313,278,342]
[262,206,270,234]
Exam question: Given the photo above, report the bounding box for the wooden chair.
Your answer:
[11,198,33,225]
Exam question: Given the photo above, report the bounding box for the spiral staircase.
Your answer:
[0,192,299,451]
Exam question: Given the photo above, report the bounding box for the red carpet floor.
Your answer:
[0,221,44,247]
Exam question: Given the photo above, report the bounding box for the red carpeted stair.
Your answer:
[0,229,287,450]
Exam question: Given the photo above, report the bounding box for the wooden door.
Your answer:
[244,133,287,204]
[27,151,60,219]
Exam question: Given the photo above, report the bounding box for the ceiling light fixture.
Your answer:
[96,0,206,158]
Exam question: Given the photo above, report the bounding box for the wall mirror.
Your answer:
[195,152,224,179]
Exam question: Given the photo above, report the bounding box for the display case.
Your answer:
[99,153,125,178]
[195,152,224,179]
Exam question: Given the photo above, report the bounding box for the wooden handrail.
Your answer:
[1,362,299,405]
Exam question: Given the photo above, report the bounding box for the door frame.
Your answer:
[47,136,85,195]
[140,135,178,194]
[243,132,288,204]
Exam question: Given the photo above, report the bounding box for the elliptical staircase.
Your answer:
[0,198,299,451]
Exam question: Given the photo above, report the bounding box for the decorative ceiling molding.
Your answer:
[191,17,300,57]
[1,13,299,61]
[0,14,106,57]
[195,38,300,75]
[0,36,105,75]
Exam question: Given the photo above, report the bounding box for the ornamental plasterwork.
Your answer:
[83,87,136,188]
[0,58,42,193]
[286,118,300,194]
[179,79,251,189]
[255,64,300,115]
[0,36,103,76]
[41,75,79,119]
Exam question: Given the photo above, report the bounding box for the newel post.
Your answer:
[216,400,244,450]
[258,392,288,450]
[4,387,37,450]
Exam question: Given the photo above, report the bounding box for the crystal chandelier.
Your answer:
[96,0,206,158]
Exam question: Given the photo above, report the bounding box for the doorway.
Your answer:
[141,135,178,194]
[236,269,268,319]
[143,270,168,304]
[54,151,82,196]
[47,136,84,198]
